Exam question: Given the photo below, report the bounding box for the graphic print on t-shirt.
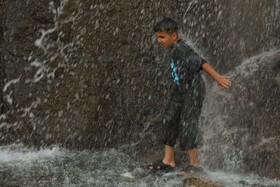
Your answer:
[169,58,180,86]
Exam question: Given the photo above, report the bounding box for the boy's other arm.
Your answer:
[202,62,232,89]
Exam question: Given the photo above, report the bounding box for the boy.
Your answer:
[148,18,231,173]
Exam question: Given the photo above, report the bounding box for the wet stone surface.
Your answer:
[1,144,280,187]
[0,0,279,183]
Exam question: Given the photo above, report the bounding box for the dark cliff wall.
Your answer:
[0,0,279,179]
[0,0,5,114]
[178,0,280,72]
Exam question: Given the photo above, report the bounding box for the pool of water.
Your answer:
[0,144,279,187]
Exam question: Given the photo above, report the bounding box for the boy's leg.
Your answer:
[179,79,205,172]
[161,93,182,167]
[187,148,200,167]
[148,144,175,170]
[180,148,203,174]
[163,144,176,167]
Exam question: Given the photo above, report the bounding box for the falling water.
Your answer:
[0,0,280,186]
[1,143,280,187]
[200,49,280,171]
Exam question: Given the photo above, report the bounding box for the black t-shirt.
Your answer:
[167,39,206,94]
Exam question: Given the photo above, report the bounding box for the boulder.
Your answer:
[200,50,280,179]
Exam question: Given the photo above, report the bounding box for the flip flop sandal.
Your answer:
[181,164,204,174]
[147,161,174,172]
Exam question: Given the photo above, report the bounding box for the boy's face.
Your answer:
[156,31,177,48]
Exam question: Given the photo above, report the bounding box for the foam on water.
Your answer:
[0,144,64,163]
[1,144,279,187]
[206,170,280,187]
[0,144,179,187]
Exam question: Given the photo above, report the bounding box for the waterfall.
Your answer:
[200,49,280,177]
[0,0,279,186]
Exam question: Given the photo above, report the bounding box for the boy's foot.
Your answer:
[180,164,204,175]
[147,161,174,173]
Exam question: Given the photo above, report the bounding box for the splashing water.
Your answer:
[1,0,280,186]
[1,144,280,187]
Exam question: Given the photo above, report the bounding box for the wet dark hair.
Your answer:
[153,18,178,33]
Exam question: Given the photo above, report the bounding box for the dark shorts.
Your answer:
[162,85,205,151]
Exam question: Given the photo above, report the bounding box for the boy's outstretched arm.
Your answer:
[202,63,232,89]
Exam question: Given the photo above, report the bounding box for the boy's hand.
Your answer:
[202,63,232,90]
[216,75,232,89]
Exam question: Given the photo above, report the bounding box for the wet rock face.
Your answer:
[0,0,170,149]
[182,175,221,187]
[200,50,280,179]
[235,53,280,179]
[0,0,279,179]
